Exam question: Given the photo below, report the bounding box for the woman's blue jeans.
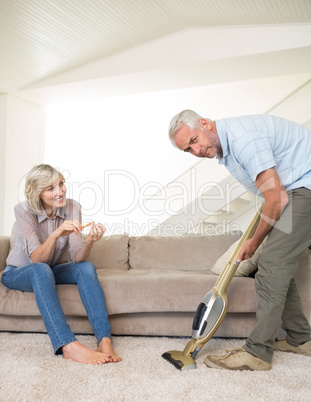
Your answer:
[2,261,111,354]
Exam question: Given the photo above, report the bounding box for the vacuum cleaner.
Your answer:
[162,204,263,371]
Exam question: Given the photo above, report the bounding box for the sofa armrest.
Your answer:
[0,236,10,272]
[295,248,311,324]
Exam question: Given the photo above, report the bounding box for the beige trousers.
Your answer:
[243,188,311,363]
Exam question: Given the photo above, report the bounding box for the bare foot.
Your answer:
[97,337,122,362]
[62,341,111,365]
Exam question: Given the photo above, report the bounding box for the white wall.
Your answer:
[0,94,45,235]
[0,96,7,234]
[1,73,310,237]
[45,90,197,235]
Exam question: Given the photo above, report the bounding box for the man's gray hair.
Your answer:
[168,109,212,146]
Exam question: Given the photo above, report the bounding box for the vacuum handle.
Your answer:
[228,203,263,264]
[215,203,264,292]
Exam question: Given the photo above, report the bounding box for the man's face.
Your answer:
[173,120,221,159]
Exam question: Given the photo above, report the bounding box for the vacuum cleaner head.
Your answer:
[162,350,197,371]
[162,338,201,371]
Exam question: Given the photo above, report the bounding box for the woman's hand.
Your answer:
[74,222,105,263]
[53,220,82,239]
[84,223,106,245]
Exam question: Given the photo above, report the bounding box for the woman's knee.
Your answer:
[30,262,54,280]
[75,261,97,277]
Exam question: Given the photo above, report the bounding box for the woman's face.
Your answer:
[39,176,67,216]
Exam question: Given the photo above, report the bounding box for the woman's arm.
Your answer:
[30,234,57,264]
[74,223,106,263]
[30,220,82,263]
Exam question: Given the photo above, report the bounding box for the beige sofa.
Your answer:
[0,232,310,338]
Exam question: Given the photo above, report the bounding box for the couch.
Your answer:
[0,232,310,338]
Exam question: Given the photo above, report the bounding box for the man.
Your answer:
[168,109,311,371]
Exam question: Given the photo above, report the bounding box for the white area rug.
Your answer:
[0,333,310,401]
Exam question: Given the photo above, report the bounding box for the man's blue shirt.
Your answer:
[215,115,311,195]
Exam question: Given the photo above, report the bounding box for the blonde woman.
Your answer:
[2,164,121,365]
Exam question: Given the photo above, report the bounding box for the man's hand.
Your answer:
[236,239,257,263]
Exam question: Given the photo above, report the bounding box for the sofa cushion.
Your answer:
[99,269,258,314]
[86,234,129,271]
[129,233,242,271]
[211,237,267,277]
[0,269,257,317]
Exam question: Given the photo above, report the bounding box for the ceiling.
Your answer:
[1,0,311,105]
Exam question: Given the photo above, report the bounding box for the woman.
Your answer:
[2,164,121,365]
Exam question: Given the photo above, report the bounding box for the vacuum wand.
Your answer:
[162,204,264,371]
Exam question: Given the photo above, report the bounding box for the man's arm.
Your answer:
[237,167,289,262]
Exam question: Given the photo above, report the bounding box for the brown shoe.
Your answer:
[274,338,311,356]
[204,348,271,371]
